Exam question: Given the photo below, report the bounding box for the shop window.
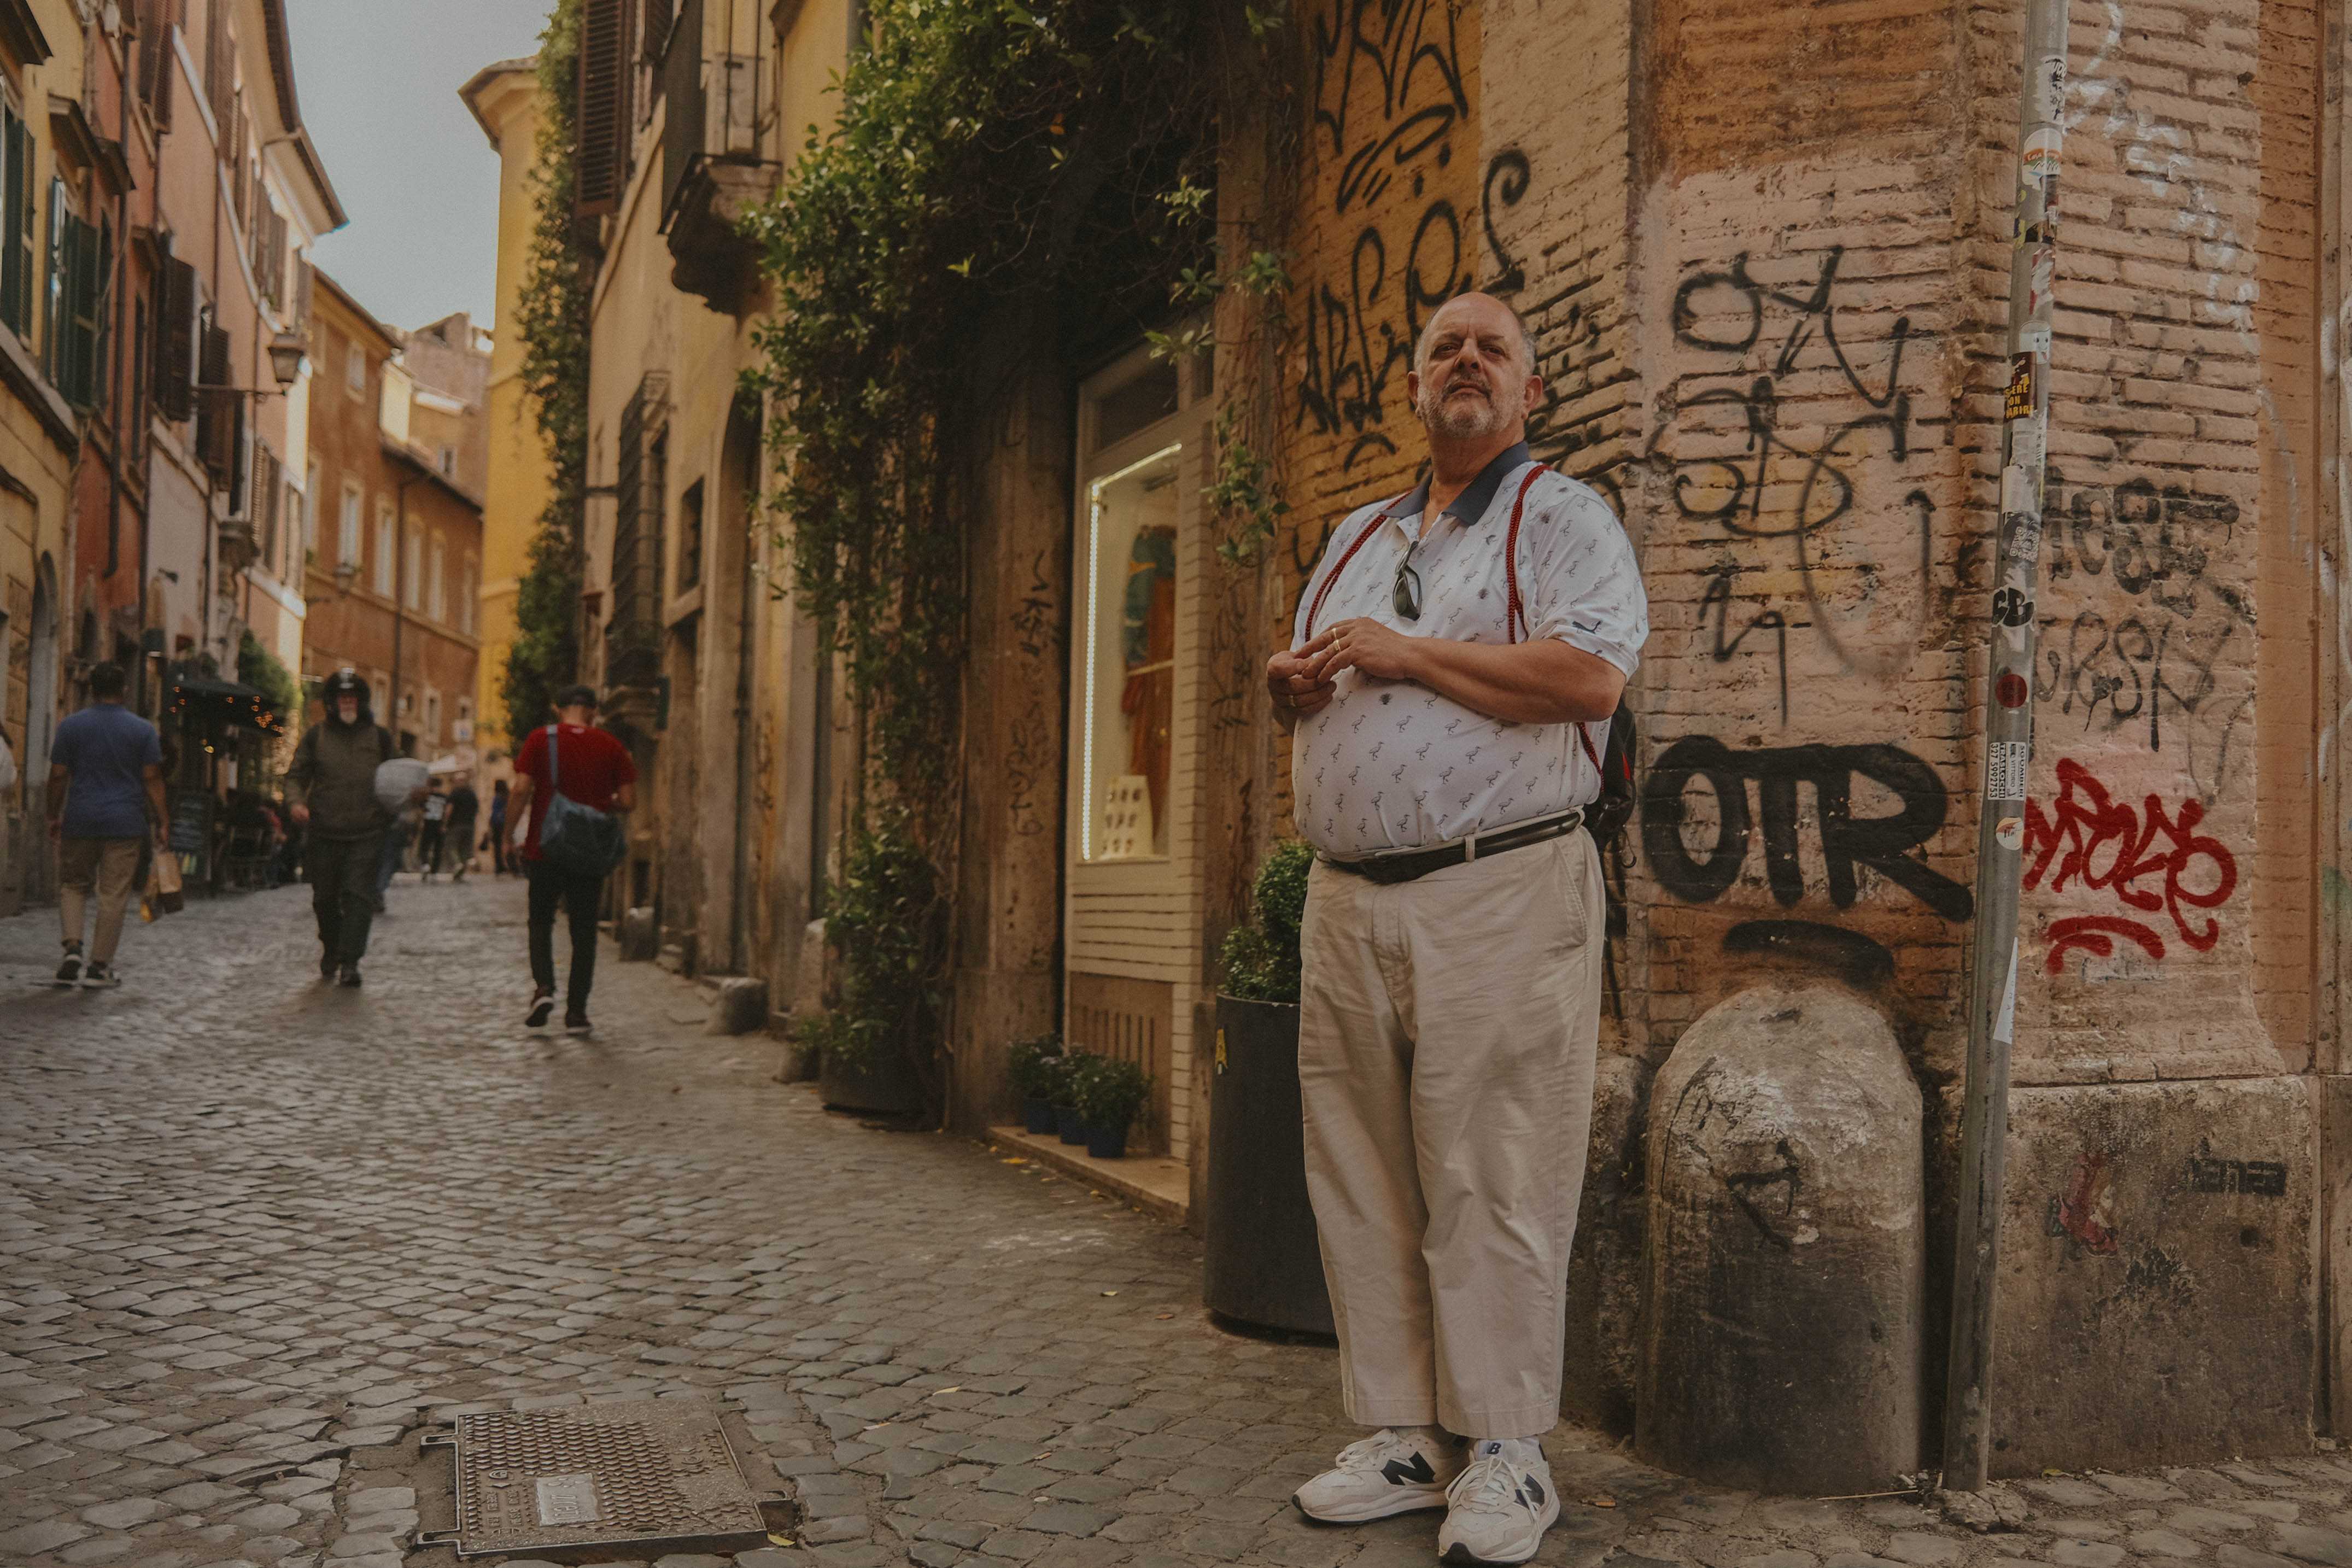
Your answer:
[1076,442,1179,862]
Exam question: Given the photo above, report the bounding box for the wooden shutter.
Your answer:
[1,104,27,340]
[154,255,195,423]
[575,0,630,218]
[136,0,174,128]
[54,208,99,409]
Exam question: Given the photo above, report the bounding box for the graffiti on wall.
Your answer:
[2023,756,2239,976]
[2035,470,2255,800]
[1640,736,1974,921]
[1005,549,1057,839]
[1647,245,1931,680]
[1297,0,1472,474]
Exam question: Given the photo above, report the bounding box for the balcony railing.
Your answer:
[658,0,777,308]
[660,0,767,228]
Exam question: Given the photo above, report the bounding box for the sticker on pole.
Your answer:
[1996,815,2025,852]
[2023,127,2063,179]
[1993,940,2020,1046]
[1987,740,2031,803]
[2004,355,2035,422]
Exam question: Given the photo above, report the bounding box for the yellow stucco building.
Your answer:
[458,57,552,769]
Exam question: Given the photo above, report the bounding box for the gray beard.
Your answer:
[1418,379,1519,441]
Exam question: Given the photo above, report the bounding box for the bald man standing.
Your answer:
[1267,293,1648,1566]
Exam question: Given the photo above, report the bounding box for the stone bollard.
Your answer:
[619,905,658,962]
[1561,1050,1653,1435]
[1636,983,1923,1495]
[707,976,768,1035]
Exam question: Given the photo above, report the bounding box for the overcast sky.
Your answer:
[285,0,553,336]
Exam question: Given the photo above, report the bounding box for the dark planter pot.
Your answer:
[1086,1119,1131,1160]
[1022,1097,1056,1135]
[1055,1103,1086,1144]
[1205,994,1335,1336]
[819,1040,926,1117]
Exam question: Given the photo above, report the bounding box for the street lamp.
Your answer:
[266,330,306,388]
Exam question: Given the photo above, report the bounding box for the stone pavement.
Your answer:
[2,876,2349,1568]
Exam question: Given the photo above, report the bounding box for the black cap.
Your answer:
[554,684,600,711]
[321,669,366,700]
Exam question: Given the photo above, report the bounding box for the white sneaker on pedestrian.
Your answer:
[1293,1427,1464,1524]
[1437,1439,1558,1565]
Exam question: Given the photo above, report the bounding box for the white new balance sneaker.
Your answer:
[1293,1427,1466,1524]
[1437,1438,1559,1565]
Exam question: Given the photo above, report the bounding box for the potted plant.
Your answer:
[1054,1049,1093,1145]
[1076,1056,1152,1160]
[810,813,943,1118]
[1009,1032,1064,1135]
[1207,838,1333,1335]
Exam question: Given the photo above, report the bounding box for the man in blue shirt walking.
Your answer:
[44,663,166,987]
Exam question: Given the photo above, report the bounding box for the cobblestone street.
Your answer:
[3,878,2350,1568]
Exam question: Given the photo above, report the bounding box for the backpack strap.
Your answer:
[546,723,561,794]
[1498,463,1607,778]
[1301,492,1412,642]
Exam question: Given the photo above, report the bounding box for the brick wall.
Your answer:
[1259,0,2313,1084]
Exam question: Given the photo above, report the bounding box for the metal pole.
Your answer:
[1942,0,2070,1492]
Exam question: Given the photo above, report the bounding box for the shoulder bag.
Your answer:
[537,723,627,877]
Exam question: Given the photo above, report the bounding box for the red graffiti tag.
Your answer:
[2023,758,2238,976]
[2052,1150,2120,1255]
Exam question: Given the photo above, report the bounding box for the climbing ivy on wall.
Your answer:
[501,0,595,748]
[745,0,1288,1101]
[746,1,1245,820]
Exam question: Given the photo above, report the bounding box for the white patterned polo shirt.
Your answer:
[1289,446,1648,859]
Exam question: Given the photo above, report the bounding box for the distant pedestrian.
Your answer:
[446,774,480,883]
[486,779,510,875]
[507,686,635,1033]
[373,801,414,911]
[273,791,303,886]
[286,670,409,986]
[417,779,450,881]
[44,663,165,988]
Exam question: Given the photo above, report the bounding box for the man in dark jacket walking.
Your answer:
[285,670,404,986]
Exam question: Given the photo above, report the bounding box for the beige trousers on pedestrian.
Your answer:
[1298,830,1604,1440]
[59,837,143,963]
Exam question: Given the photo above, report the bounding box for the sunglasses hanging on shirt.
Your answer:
[1393,535,1423,621]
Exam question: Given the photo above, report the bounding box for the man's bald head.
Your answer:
[1412,292,1538,378]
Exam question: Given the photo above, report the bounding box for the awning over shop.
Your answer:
[169,675,286,735]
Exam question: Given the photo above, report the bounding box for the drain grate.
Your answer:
[422,1397,769,1558]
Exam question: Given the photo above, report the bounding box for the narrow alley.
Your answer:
[2,886,2349,1568]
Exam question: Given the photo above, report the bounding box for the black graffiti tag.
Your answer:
[1641,736,1975,921]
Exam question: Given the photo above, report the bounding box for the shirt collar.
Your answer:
[1383,442,1534,529]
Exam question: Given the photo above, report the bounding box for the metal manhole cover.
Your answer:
[432,1398,767,1557]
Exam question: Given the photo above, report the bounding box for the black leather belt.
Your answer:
[1324,809,1584,886]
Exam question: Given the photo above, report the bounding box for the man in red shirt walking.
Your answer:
[507,685,637,1032]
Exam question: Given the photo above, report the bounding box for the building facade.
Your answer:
[458,57,552,773]
[0,0,96,916]
[301,271,485,764]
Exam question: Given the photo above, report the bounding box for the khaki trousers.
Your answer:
[59,836,144,963]
[1298,830,1604,1439]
